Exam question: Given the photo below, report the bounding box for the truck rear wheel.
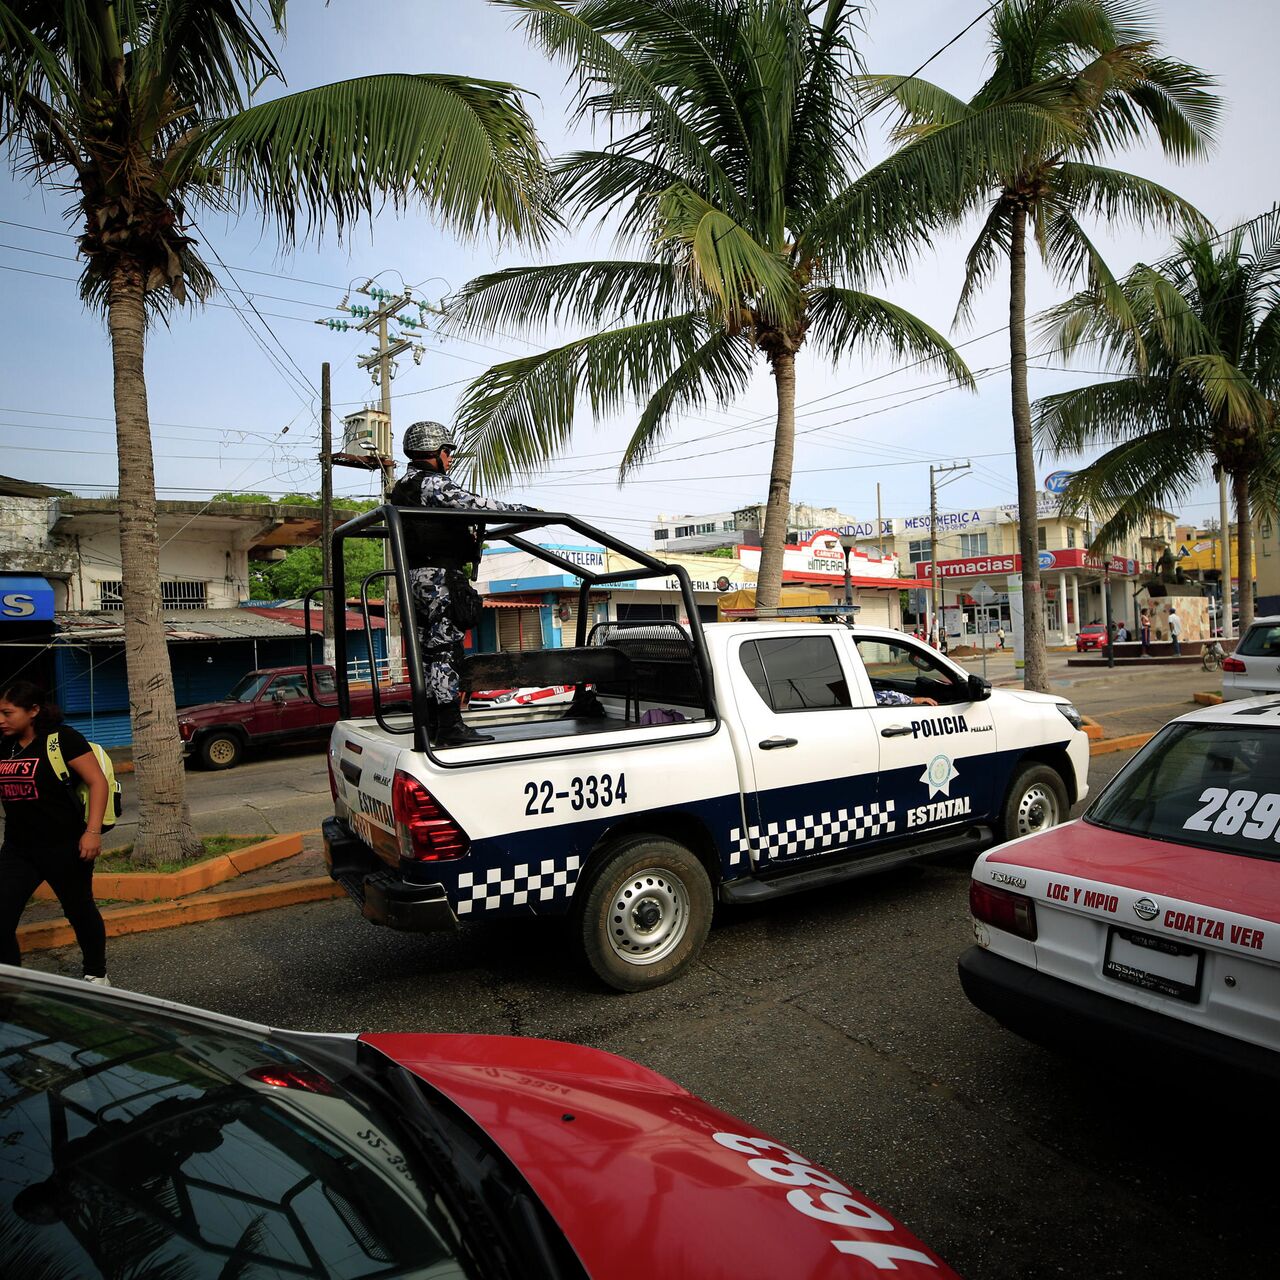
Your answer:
[199,731,243,771]
[999,763,1068,843]
[576,836,713,992]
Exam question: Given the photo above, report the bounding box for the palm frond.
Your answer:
[453,312,710,488]
[956,202,1013,327]
[552,147,687,245]
[493,0,745,219]
[619,325,756,474]
[807,287,975,388]
[1178,353,1274,431]
[1033,374,1181,453]
[848,73,974,140]
[445,260,695,336]
[197,72,553,246]
[1053,161,1207,231]
[799,101,1074,281]
[656,184,800,327]
[1058,429,1207,546]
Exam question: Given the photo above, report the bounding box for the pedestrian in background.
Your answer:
[1168,606,1183,656]
[0,681,110,983]
[996,625,1006,650]
[1140,608,1151,651]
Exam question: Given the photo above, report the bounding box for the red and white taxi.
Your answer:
[469,683,577,710]
[2,967,956,1278]
[960,700,1280,1079]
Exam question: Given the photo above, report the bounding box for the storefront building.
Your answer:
[475,531,913,645]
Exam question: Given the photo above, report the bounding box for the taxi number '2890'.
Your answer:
[524,773,628,816]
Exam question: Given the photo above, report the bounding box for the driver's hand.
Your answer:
[912,696,939,707]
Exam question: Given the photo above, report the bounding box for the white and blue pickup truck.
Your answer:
[316,505,1090,990]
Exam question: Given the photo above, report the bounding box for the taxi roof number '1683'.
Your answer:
[0,968,958,1279]
[318,504,1091,992]
[960,698,1280,1079]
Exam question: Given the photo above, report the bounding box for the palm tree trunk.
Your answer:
[107,262,203,866]
[1009,206,1049,692]
[1233,469,1254,632]
[755,348,797,610]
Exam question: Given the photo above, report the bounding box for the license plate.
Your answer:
[1103,927,1202,1003]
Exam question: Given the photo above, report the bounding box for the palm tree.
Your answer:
[447,0,999,608]
[859,0,1218,689]
[1034,211,1280,634]
[0,1,550,865]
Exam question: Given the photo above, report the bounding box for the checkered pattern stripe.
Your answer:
[455,856,583,915]
[729,801,896,865]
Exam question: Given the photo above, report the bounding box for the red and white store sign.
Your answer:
[736,529,898,581]
[917,549,1138,579]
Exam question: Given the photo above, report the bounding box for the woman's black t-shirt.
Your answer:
[0,727,91,849]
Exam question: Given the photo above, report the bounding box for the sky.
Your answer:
[0,0,1276,552]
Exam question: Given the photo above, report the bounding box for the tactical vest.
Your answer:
[390,468,479,568]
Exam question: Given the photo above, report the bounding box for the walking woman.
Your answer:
[0,681,110,983]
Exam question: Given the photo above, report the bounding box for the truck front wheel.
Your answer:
[576,836,713,992]
[999,763,1068,842]
[199,732,244,771]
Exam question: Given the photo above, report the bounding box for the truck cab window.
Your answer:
[855,638,965,705]
[740,637,852,712]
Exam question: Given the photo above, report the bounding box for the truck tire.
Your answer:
[198,731,244,771]
[999,763,1068,843]
[576,836,713,993]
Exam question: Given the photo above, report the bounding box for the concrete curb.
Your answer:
[33,833,303,903]
[1079,715,1105,741]
[18,875,343,952]
[1090,732,1155,756]
[1194,692,1224,705]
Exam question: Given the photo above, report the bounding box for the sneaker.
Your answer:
[83,974,112,987]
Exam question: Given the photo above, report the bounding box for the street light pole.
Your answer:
[928,460,970,647]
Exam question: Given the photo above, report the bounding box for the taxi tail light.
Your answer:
[246,1064,334,1094]
[970,879,1038,940]
[1222,656,1246,673]
[393,770,469,861]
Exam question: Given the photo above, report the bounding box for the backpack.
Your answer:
[46,732,123,831]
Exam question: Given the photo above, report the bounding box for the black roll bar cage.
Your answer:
[324,505,718,756]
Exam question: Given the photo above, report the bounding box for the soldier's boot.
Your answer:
[434,702,493,747]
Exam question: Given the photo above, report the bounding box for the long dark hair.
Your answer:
[0,680,64,735]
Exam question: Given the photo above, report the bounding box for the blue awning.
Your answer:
[0,575,54,622]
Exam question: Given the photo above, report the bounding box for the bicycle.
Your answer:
[1201,639,1227,671]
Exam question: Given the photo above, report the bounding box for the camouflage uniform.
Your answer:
[401,469,534,707]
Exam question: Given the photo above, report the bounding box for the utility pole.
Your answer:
[320,362,335,666]
[929,461,970,645]
[317,280,429,677]
[876,482,884,558]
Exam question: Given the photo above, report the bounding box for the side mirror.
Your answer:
[967,673,992,701]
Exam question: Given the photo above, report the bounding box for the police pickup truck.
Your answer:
[317,506,1090,991]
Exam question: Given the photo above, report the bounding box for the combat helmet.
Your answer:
[403,420,463,458]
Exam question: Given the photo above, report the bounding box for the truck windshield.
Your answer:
[226,673,270,702]
[1087,721,1280,861]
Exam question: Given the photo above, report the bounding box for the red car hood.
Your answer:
[362,1032,955,1279]
[987,819,1280,926]
[176,700,246,725]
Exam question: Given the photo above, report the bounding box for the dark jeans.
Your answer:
[0,840,107,976]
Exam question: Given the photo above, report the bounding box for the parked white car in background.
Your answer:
[1222,616,1280,699]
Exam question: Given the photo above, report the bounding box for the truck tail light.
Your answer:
[327,753,339,802]
[392,770,469,861]
[970,879,1037,940]
[1222,656,1246,673]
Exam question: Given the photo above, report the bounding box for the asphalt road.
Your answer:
[26,746,1270,1280]
[20,659,1261,1279]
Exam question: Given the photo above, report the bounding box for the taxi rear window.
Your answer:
[1087,721,1280,860]
[1237,624,1280,657]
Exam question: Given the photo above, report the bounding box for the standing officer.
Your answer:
[390,421,536,746]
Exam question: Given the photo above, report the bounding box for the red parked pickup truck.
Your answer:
[178,665,410,770]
